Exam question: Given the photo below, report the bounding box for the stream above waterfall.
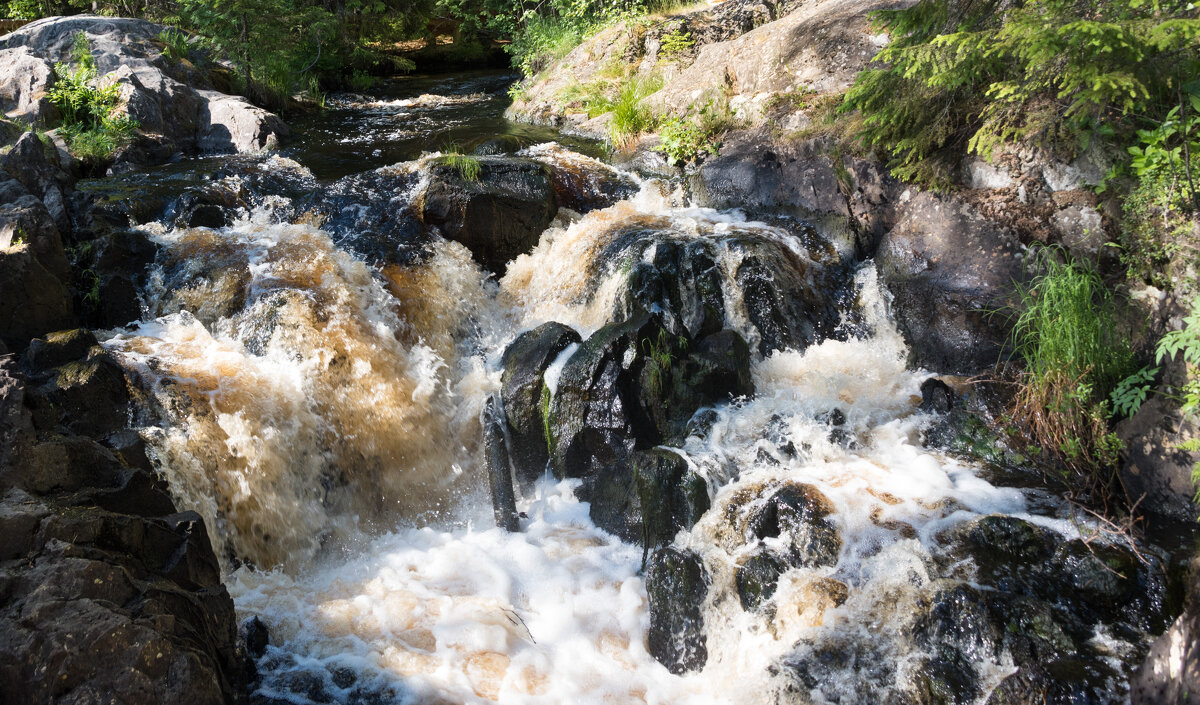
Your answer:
[78,71,1179,705]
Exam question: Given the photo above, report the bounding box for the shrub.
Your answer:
[1007,248,1136,495]
[654,116,717,165]
[657,28,693,59]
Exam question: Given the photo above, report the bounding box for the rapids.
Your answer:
[89,72,1167,705]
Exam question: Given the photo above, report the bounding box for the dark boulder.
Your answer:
[419,156,558,274]
[604,225,845,356]
[546,310,751,538]
[919,378,955,414]
[499,322,581,487]
[548,311,665,482]
[645,547,709,674]
[635,448,710,554]
[736,546,790,611]
[945,515,1168,634]
[876,192,1024,374]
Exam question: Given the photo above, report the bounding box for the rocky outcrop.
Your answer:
[0,336,250,704]
[0,16,287,166]
[509,0,908,132]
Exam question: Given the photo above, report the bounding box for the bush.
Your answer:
[654,116,717,165]
[1006,248,1136,495]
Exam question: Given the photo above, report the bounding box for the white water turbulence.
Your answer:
[98,135,1151,705]
[106,206,505,569]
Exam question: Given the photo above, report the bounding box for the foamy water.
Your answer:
[100,137,1134,704]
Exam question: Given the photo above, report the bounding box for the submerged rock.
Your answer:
[419,156,558,274]
[645,547,710,674]
[312,163,430,266]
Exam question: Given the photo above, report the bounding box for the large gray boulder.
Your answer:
[0,16,287,164]
[876,191,1025,374]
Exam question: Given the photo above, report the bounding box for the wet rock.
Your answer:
[239,617,270,660]
[548,311,664,481]
[310,163,430,267]
[733,243,843,356]
[946,515,1168,635]
[499,321,581,487]
[645,547,709,674]
[548,311,751,538]
[635,447,710,553]
[876,192,1024,374]
[909,651,979,705]
[984,659,1121,705]
[84,272,142,328]
[912,583,1001,664]
[737,546,790,610]
[590,218,844,357]
[544,155,638,213]
[919,378,955,414]
[718,481,841,569]
[419,156,558,274]
[620,238,728,340]
[992,596,1077,666]
[482,394,520,532]
[0,16,288,165]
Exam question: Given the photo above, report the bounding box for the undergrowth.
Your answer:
[1006,248,1136,503]
[47,32,138,164]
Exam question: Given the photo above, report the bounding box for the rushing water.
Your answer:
[89,72,1170,705]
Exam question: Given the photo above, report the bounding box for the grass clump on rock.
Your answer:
[1006,248,1136,499]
